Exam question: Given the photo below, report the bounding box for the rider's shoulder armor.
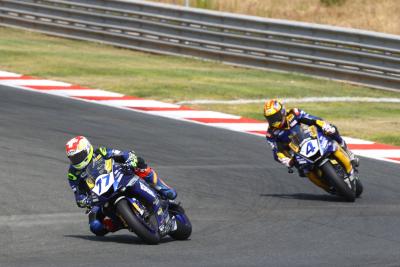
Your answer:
[285,108,301,128]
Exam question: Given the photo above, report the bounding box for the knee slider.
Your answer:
[89,219,108,236]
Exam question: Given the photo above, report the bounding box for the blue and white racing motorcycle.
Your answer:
[84,156,192,244]
[288,124,363,202]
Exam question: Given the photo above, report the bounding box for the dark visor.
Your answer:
[68,150,88,165]
[266,111,283,126]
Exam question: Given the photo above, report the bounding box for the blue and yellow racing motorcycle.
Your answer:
[288,124,363,202]
[84,156,192,244]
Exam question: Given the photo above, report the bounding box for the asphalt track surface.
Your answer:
[1,84,400,267]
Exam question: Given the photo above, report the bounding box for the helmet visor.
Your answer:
[68,150,88,165]
[266,111,284,127]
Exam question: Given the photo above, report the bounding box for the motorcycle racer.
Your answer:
[263,99,359,193]
[65,136,177,236]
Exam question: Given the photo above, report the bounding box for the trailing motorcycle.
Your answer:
[287,124,363,202]
[84,155,192,244]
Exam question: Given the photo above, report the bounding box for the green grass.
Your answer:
[193,102,400,145]
[1,27,399,145]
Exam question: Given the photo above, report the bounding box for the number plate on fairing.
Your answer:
[92,172,115,196]
[300,139,319,158]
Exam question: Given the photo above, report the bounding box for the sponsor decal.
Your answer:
[157,208,163,215]
[139,181,156,198]
[289,119,297,127]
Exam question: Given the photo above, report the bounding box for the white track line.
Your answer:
[207,122,268,132]
[1,79,71,87]
[97,99,180,108]
[48,89,124,97]
[343,137,375,145]
[0,71,22,77]
[177,97,400,105]
[147,110,241,119]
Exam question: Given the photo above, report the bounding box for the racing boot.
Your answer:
[340,140,359,168]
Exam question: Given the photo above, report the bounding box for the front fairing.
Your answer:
[85,157,138,204]
[317,130,336,155]
[289,124,325,165]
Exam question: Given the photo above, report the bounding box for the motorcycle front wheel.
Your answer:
[116,199,160,245]
[320,161,356,202]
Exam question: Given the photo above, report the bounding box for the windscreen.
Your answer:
[85,156,109,180]
[289,124,313,147]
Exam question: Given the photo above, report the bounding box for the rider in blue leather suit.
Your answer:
[65,136,177,236]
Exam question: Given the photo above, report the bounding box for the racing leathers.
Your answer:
[265,108,358,192]
[67,147,177,236]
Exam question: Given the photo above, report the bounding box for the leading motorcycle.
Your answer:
[84,155,192,244]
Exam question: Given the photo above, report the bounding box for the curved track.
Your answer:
[1,85,400,267]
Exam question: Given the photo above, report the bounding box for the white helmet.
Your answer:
[65,136,94,170]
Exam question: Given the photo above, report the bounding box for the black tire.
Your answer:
[168,204,192,240]
[320,161,356,202]
[355,178,363,198]
[116,199,160,245]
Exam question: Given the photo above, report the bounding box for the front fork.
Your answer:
[313,145,356,191]
[333,146,353,175]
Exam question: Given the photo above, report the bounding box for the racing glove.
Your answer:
[316,120,336,135]
[127,152,138,168]
[276,152,294,168]
[76,195,91,208]
[279,156,294,168]
[322,123,336,135]
[120,152,139,173]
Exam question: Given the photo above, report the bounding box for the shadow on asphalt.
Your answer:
[64,234,175,245]
[260,193,346,202]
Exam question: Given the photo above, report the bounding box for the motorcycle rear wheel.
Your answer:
[116,199,160,245]
[168,203,192,240]
[355,178,363,198]
[321,161,356,202]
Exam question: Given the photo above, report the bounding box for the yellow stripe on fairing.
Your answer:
[153,171,158,185]
[105,159,112,173]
